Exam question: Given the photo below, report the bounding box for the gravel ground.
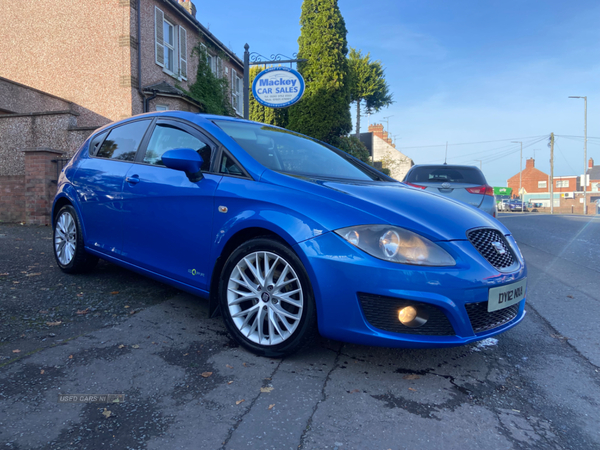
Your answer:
[0,224,181,362]
[1,220,599,450]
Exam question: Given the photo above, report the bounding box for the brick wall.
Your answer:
[23,150,64,226]
[0,176,26,223]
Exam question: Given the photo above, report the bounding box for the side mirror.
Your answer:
[161,148,204,182]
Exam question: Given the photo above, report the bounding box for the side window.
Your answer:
[96,120,151,161]
[144,123,211,171]
[88,131,108,156]
[220,153,244,176]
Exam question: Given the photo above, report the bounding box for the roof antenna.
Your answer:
[444,142,448,165]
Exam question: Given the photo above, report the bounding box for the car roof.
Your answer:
[409,164,481,171]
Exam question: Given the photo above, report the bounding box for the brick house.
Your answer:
[0,0,244,224]
[359,124,414,180]
[506,158,596,214]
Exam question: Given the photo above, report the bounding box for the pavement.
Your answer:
[1,215,599,450]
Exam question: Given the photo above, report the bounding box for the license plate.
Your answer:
[488,278,527,312]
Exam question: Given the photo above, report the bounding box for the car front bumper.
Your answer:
[295,231,527,348]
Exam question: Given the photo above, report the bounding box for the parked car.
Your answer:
[507,200,527,212]
[52,112,527,357]
[498,199,511,211]
[403,164,497,216]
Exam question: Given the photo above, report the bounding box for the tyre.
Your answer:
[53,205,98,273]
[219,237,317,357]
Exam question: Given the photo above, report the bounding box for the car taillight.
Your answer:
[405,182,427,190]
[467,185,494,196]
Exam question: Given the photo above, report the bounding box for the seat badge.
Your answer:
[491,241,506,255]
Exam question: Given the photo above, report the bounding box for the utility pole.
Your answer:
[512,141,523,213]
[475,160,482,170]
[550,133,554,214]
[569,96,588,215]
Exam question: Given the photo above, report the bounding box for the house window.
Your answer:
[231,69,243,115]
[163,20,175,72]
[154,7,187,79]
[538,181,547,189]
[556,180,569,188]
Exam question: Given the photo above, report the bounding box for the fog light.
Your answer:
[398,306,417,324]
[398,305,429,328]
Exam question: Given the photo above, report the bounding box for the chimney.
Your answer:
[589,158,594,169]
[178,0,197,18]
[368,124,384,140]
[526,158,534,169]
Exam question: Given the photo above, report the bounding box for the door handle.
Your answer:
[126,175,140,185]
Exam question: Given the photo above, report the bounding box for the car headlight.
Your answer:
[335,225,456,266]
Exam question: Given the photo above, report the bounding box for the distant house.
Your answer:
[359,124,414,180]
[506,158,595,213]
[0,0,243,224]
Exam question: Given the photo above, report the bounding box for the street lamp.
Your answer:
[568,96,588,215]
[512,141,523,213]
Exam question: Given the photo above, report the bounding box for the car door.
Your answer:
[72,119,152,256]
[120,119,222,290]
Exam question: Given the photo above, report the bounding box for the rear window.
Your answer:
[405,166,486,185]
[96,120,151,161]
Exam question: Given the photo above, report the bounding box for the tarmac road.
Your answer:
[1,215,599,450]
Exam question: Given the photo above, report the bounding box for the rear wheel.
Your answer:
[219,238,317,357]
[53,205,98,273]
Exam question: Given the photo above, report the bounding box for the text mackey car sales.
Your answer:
[256,78,299,95]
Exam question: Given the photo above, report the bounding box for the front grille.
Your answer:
[465,302,520,333]
[357,293,455,336]
[467,228,517,271]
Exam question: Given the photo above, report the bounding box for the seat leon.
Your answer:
[52,112,527,357]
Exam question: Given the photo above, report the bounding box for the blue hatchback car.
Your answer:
[52,112,527,357]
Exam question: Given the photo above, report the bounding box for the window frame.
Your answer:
[163,18,176,73]
[556,180,569,188]
[135,118,219,173]
[538,180,547,189]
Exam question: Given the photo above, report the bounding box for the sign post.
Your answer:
[242,44,307,120]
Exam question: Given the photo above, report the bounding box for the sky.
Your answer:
[197,0,600,186]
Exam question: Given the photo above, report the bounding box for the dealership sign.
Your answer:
[252,67,305,108]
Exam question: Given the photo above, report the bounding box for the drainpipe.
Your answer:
[137,0,147,112]
[143,90,158,112]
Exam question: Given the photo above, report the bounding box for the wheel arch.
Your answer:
[52,187,87,240]
[208,226,287,317]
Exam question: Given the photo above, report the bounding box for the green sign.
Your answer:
[493,187,512,196]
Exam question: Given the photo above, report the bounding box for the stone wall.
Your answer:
[0,0,131,126]
[0,112,91,176]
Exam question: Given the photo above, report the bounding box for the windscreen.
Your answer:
[406,166,486,184]
[214,120,377,181]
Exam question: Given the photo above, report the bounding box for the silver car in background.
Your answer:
[403,164,497,217]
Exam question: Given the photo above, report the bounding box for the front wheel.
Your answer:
[219,238,317,357]
[53,205,98,273]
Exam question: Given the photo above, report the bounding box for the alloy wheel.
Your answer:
[54,211,77,265]
[227,251,304,346]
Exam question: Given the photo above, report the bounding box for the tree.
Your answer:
[348,48,393,137]
[186,45,235,116]
[249,66,289,128]
[287,0,352,144]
